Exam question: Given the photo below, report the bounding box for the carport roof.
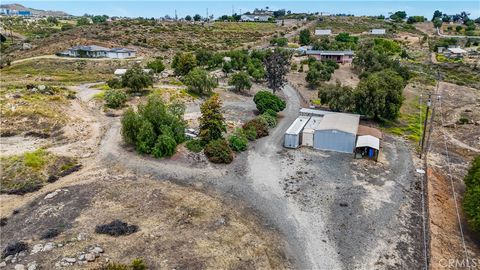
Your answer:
[316,113,360,135]
[356,135,380,150]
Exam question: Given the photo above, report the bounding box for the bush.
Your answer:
[104,89,127,109]
[243,118,269,139]
[253,91,286,114]
[96,259,146,270]
[463,155,480,233]
[2,241,28,258]
[243,126,257,141]
[95,220,138,237]
[107,78,123,89]
[185,139,204,153]
[204,139,234,164]
[259,113,278,128]
[229,71,252,93]
[146,57,165,73]
[184,67,218,95]
[152,135,177,158]
[228,131,248,152]
[40,228,60,240]
[135,120,156,154]
[264,109,278,118]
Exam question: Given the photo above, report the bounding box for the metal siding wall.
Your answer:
[302,131,314,147]
[284,134,299,148]
[313,130,355,153]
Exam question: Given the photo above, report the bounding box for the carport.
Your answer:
[355,135,380,161]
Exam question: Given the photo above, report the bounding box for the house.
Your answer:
[370,29,386,35]
[445,47,467,58]
[305,50,355,63]
[301,117,323,147]
[240,14,271,22]
[284,116,310,149]
[314,29,332,36]
[313,113,360,153]
[59,45,136,59]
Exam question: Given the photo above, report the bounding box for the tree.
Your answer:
[184,68,218,95]
[317,81,355,112]
[433,18,443,28]
[195,48,214,66]
[407,16,426,24]
[432,10,443,21]
[152,134,177,157]
[76,17,91,26]
[299,29,311,46]
[270,37,288,47]
[222,61,232,75]
[193,14,202,21]
[47,16,58,25]
[204,139,233,164]
[390,11,407,22]
[229,72,252,93]
[199,94,226,143]
[171,52,196,76]
[146,57,165,74]
[104,89,127,109]
[253,90,286,113]
[121,64,153,92]
[354,69,405,120]
[92,15,108,24]
[121,108,141,145]
[185,15,192,21]
[136,120,156,154]
[264,49,291,93]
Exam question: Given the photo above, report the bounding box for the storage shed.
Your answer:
[302,117,323,147]
[313,113,360,153]
[355,135,380,161]
[284,116,310,149]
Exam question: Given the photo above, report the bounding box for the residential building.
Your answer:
[370,28,386,35]
[59,45,136,59]
[314,29,332,36]
[305,50,355,63]
[240,14,271,22]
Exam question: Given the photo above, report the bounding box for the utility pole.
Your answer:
[419,94,432,159]
[206,8,209,21]
[174,9,178,21]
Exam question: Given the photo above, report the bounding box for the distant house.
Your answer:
[370,29,386,35]
[314,29,332,36]
[438,46,467,59]
[240,14,271,22]
[305,50,355,64]
[114,68,152,76]
[59,45,136,59]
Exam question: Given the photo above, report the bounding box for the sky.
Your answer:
[5,1,480,19]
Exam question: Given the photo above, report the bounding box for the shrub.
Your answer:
[185,139,204,153]
[253,90,286,114]
[151,135,177,158]
[121,108,141,145]
[146,57,165,73]
[204,139,234,164]
[95,220,139,236]
[107,78,123,89]
[135,120,156,154]
[184,67,218,95]
[243,118,269,139]
[259,113,278,128]
[264,109,278,118]
[104,89,127,109]
[243,126,257,141]
[199,94,226,143]
[229,71,252,93]
[463,155,480,233]
[228,132,248,152]
[2,241,28,258]
[40,228,60,240]
[97,259,146,270]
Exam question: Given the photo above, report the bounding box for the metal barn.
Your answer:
[284,116,310,149]
[301,117,323,147]
[313,114,360,153]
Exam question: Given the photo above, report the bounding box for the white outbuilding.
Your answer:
[301,117,323,147]
[284,116,310,149]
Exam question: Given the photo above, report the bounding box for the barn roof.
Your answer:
[316,113,360,135]
[285,116,310,135]
[303,116,323,133]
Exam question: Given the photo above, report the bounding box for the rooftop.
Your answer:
[316,113,360,134]
[303,117,323,132]
[285,116,310,135]
[356,135,380,150]
[447,47,467,54]
[69,45,135,53]
[315,29,332,35]
[306,50,355,56]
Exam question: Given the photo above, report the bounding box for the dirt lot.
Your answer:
[0,167,291,269]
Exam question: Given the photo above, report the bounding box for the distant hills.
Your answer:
[0,3,69,16]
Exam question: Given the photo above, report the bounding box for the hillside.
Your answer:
[0,3,69,16]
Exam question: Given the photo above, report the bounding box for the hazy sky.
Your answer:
[6,1,480,19]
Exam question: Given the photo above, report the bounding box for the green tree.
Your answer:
[146,57,165,74]
[317,82,355,112]
[299,29,311,46]
[229,72,252,93]
[47,16,58,24]
[104,89,127,109]
[121,108,141,145]
[253,90,286,113]
[76,17,91,26]
[184,68,218,95]
[121,64,153,92]
[193,14,202,21]
[136,120,156,154]
[433,18,443,28]
[204,139,233,164]
[195,48,214,66]
[390,11,407,21]
[432,10,443,21]
[171,52,197,76]
[222,61,233,76]
[152,134,177,157]
[199,94,226,143]
[354,69,405,120]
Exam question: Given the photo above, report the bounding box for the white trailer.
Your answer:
[284,116,310,149]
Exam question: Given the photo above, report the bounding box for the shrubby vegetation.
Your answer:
[185,139,204,153]
[172,52,197,76]
[204,139,234,164]
[97,259,147,270]
[229,71,252,93]
[184,68,218,95]
[463,155,480,233]
[243,118,269,139]
[228,129,248,152]
[146,57,165,74]
[253,90,286,114]
[104,89,127,109]
[306,59,339,88]
[121,64,153,92]
[199,94,226,143]
[121,95,186,158]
